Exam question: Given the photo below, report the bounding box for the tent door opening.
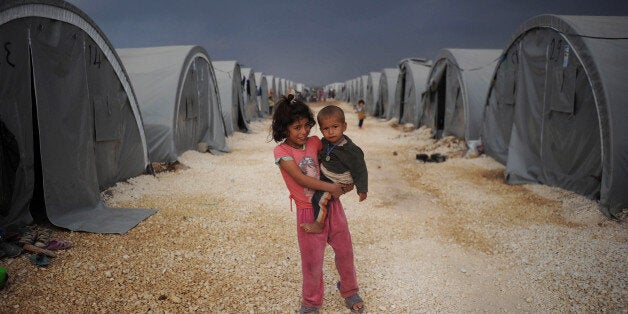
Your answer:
[28,56,47,224]
[434,70,447,139]
[399,73,406,120]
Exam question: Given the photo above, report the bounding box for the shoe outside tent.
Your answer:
[481,14,628,217]
[117,45,229,162]
[422,48,502,140]
[0,0,155,233]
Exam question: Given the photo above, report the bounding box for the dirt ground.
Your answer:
[1,100,626,313]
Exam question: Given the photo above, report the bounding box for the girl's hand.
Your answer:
[340,183,354,196]
[330,184,344,198]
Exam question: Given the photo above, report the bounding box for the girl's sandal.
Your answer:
[344,294,365,313]
[299,305,319,314]
[337,281,365,313]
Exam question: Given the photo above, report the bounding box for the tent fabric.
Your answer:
[241,67,260,122]
[422,49,502,141]
[212,61,249,135]
[255,72,269,115]
[365,72,381,115]
[393,58,432,126]
[117,45,228,162]
[482,14,628,217]
[0,0,155,234]
[266,75,276,102]
[379,68,400,119]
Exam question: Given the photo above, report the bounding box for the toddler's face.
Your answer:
[319,116,347,144]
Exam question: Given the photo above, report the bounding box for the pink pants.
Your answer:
[297,198,359,308]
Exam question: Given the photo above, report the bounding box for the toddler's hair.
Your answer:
[317,105,346,124]
[271,94,315,142]
[358,99,365,104]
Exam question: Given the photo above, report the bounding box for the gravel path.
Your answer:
[1,101,626,313]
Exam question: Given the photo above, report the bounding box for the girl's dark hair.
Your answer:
[271,94,315,142]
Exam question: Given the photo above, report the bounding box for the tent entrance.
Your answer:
[434,69,447,139]
[29,58,47,224]
[399,72,406,120]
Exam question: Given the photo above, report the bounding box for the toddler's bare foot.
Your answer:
[300,222,324,233]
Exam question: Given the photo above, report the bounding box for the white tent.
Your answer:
[481,14,628,217]
[422,48,501,140]
[117,45,228,162]
[393,58,432,126]
[0,0,154,233]
[379,68,399,119]
[212,61,248,135]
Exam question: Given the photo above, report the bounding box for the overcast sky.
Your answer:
[67,0,628,87]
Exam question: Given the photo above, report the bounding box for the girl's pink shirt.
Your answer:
[274,136,322,209]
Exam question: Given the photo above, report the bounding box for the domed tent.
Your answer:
[365,72,381,115]
[240,67,260,122]
[422,49,502,140]
[379,68,399,119]
[255,72,269,115]
[212,61,248,135]
[117,46,228,162]
[481,14,628,217]
[393,58,431,126]
[0,0,155,233]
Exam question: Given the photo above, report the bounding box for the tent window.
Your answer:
[93,95,120,142]
[185,96,197,119]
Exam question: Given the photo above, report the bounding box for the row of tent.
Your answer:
[0,0,307,234]
[325,14,627,218]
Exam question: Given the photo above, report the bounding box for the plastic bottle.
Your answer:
[0,267,7,289]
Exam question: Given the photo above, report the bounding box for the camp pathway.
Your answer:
[1,101,625,312]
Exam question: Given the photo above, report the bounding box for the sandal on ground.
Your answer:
[0,242,22,258]
[18,226,37,245]
[44,239,72,251]
[28,253,50,266]
[337,281,365,313]
[34,228,52,248]
[299,305,319,314]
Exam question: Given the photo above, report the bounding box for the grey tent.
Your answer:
[241,67,260,122]
[351,78,359,105]
[481,14,628,217]
[212,61,248,135]
[359,75,369,104]
[117,46,228,162]
[274,77,283,98]
[393,58,432,126]
[379,68,400,119]
[0,0,155,233]
[422,49,502,140]
[365,72,381,115]
[255,72,269,116]
[266,75,276,102]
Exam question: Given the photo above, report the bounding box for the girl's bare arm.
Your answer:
[279,159,344,198]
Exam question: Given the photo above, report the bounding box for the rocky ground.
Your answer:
[1,100,626,313]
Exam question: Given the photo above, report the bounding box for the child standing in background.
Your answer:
[272,95,365,313]
[356,99,366,129]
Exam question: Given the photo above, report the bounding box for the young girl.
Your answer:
[272,94,365,313]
